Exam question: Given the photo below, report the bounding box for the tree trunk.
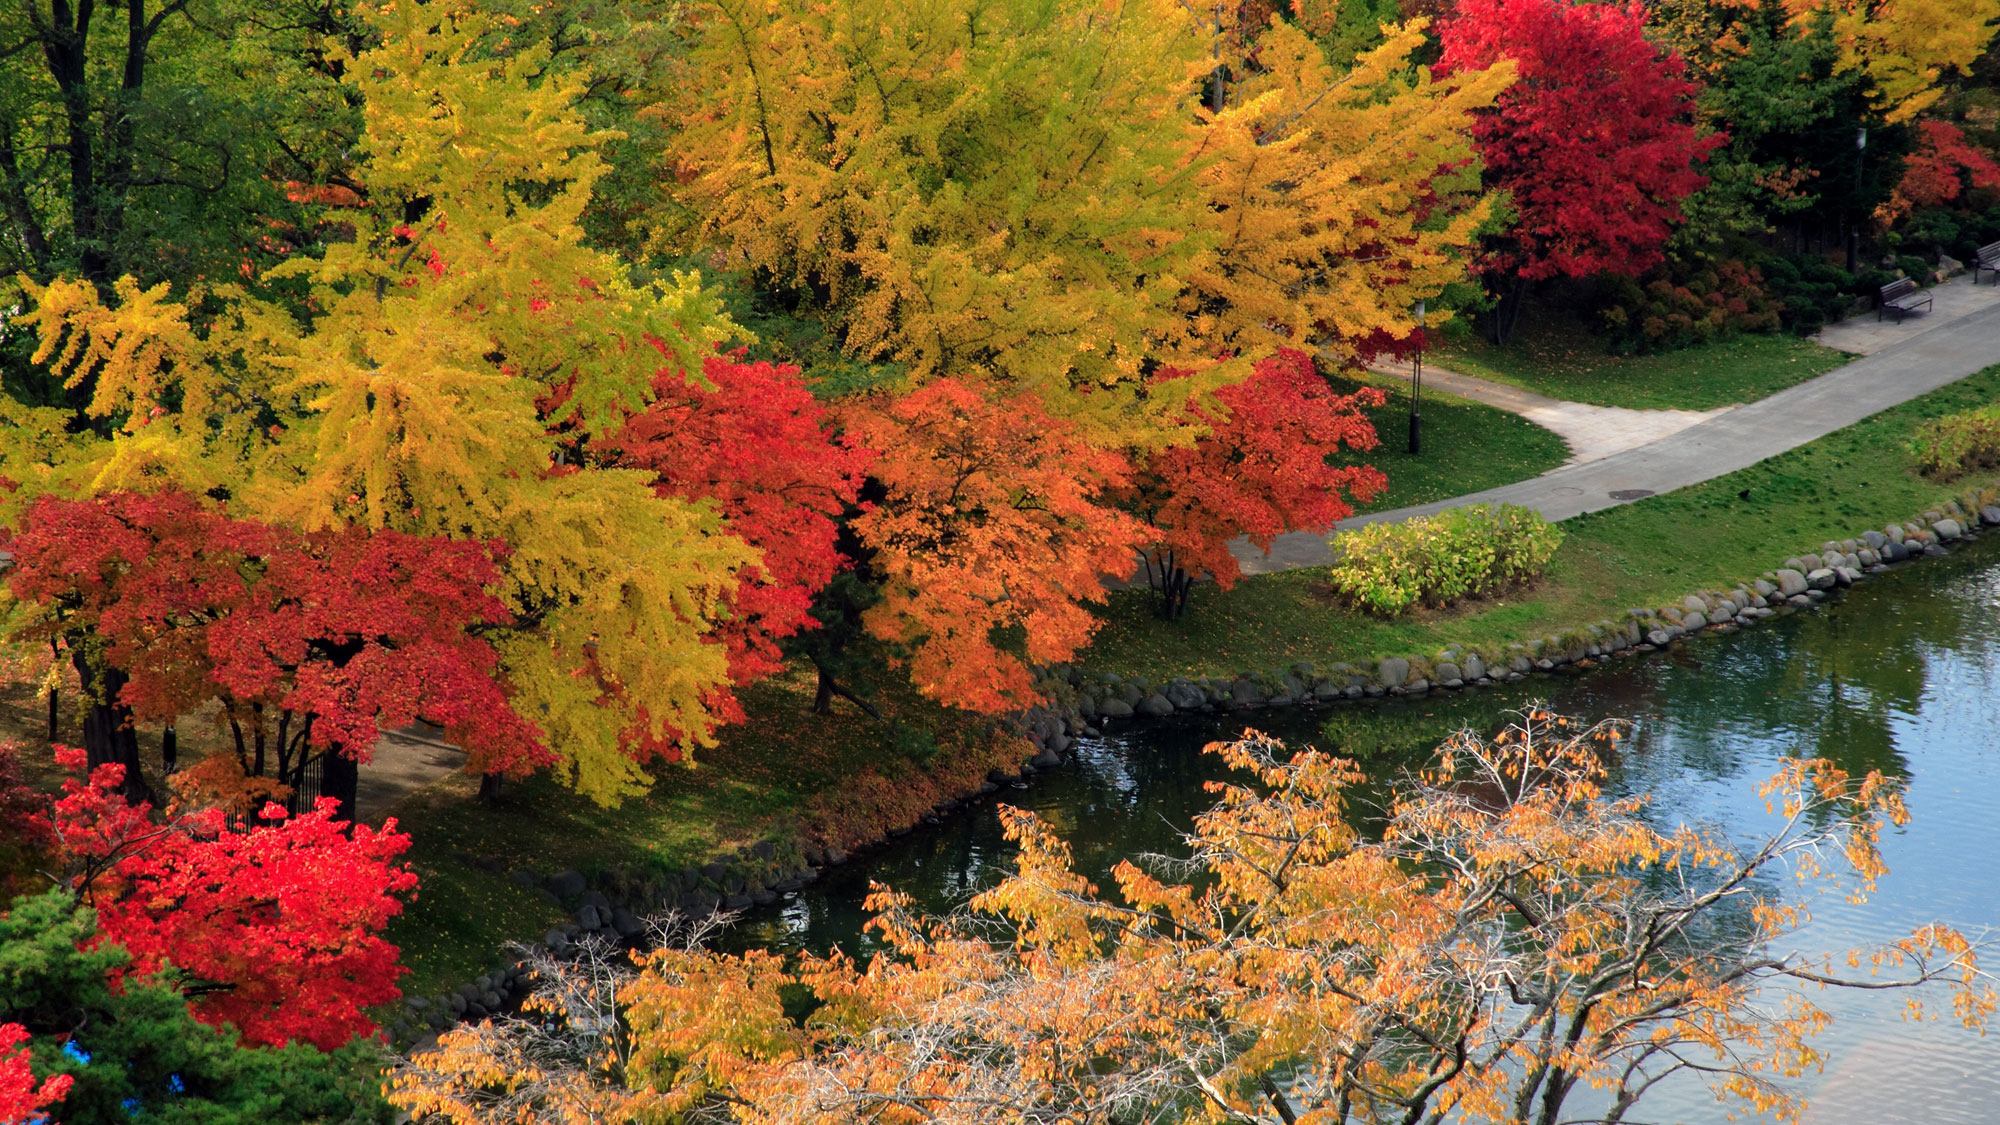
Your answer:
[1488,273,1529,346]
[814,666,835,715]
[477,771,504,804]
[324,749,359,826]
[69,646,151,804]
[811,662,881,718]
[160,724,177,776]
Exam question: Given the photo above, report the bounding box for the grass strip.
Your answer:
[1437,326,1850,412]
[1329,372,1571,514]
[1082,362,2000,681]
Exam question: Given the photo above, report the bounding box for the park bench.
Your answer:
[1878,277,1933,322]
[1975,240,2000,285]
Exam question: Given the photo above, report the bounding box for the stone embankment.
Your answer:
[391,480,2000,1050]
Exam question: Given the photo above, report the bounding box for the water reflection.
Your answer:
[734,534,2000,1122]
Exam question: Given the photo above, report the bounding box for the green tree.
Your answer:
[0,890,389,1124]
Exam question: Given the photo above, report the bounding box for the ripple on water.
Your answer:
[747,536,2000,1120]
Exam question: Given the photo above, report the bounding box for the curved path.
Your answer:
[1237,280,2000,576]
[1369,362,1735,465]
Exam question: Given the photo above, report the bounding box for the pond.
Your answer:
[729,537,2000,1124]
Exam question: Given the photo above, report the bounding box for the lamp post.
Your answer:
[1408,299,1425,455]
[1848,127,1867,273]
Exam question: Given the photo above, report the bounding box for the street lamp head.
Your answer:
[1856,127,1868,150]
[1415,298,1426,327]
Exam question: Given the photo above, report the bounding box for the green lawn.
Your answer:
[1329,372,1571,514]
[1437,322,1851,412]
[383,670,1028,996]
[1081,363,2000,683]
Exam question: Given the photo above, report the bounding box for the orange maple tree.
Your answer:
[388,708,1995,1125]
[844,380,1146,712]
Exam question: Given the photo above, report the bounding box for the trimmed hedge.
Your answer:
[1328,503,1563,617]
[1911,405,2000,479]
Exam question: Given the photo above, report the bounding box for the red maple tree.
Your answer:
[1892,119,2000,213]
[1439,0,1720,284]
[41,748,418,1050]
[6,492,550,796]
[613,351,872,718]
[1120,349,1388,617]
[0,1022,69,1123]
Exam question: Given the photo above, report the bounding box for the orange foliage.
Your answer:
[391,708,1995,1125]
[846,380,1146,712]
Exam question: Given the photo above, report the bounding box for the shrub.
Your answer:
[1327,503,1564,616]
[1594,259,1782,354]
[1911,405,2000,478]
[1757,254,1856,335]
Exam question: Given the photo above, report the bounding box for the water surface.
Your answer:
[734,538,2000,1123]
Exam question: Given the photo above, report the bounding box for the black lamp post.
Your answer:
[1408,299,1425,455]
[1848,126,1867,273]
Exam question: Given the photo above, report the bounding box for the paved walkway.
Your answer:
[1369,362,1734,465]
[1238,285,2000,575]
[1813,271,2000,356]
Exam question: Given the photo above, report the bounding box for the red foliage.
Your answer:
[1122,349,1388,588]
[44,747,418,1050]
[1439,0,1721,280]
[1895,120,2000,211]
[0,1023,69,1123]
[615,351,872,709]
[6,492,550,779]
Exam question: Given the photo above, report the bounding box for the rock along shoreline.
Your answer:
[391,478,2000,1049]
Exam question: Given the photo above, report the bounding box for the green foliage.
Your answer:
[1326,503,1564,616]
[0,890,390,1123]
[1594,259,1784,354]
[1911,405,2000,478]
[1754,253,1858,336]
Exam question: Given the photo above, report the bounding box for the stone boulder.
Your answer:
[1378,657,1411,688]
[1775,568,1809,597]
[1137,693,1175,717]
[1097,697,1134,718]
[1806,568,1837,590]
[1934,518,1963,541]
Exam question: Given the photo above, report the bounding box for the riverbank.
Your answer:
[1082,361,2000,681]
[377,357,2000,1019]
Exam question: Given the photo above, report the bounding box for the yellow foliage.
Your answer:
[1787,0,2000,123]
[660,0,1233,446]
[388,709,1996,1124]
[1189,19,1510,361]
[10,0,755,803]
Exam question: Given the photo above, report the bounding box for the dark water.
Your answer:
[732,539,2000,1124]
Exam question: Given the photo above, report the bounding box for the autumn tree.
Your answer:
[391,708,1994,1124]
[1440,0,1721,343]
[10,0,759,806]
[0,890,392,1123]
[846,381,1146,713]
[1787,0,2000,125]
[0,1021,68,1123]
[610,352,873,719]
[36,745,419,1050]
[1120,349,1387,618]
[5,491,548,810]
[1882,119,2000,225]
[1190,16,1509,363]
[659,0,1226,437]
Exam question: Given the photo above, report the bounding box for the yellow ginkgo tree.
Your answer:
[10,0,757,805]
